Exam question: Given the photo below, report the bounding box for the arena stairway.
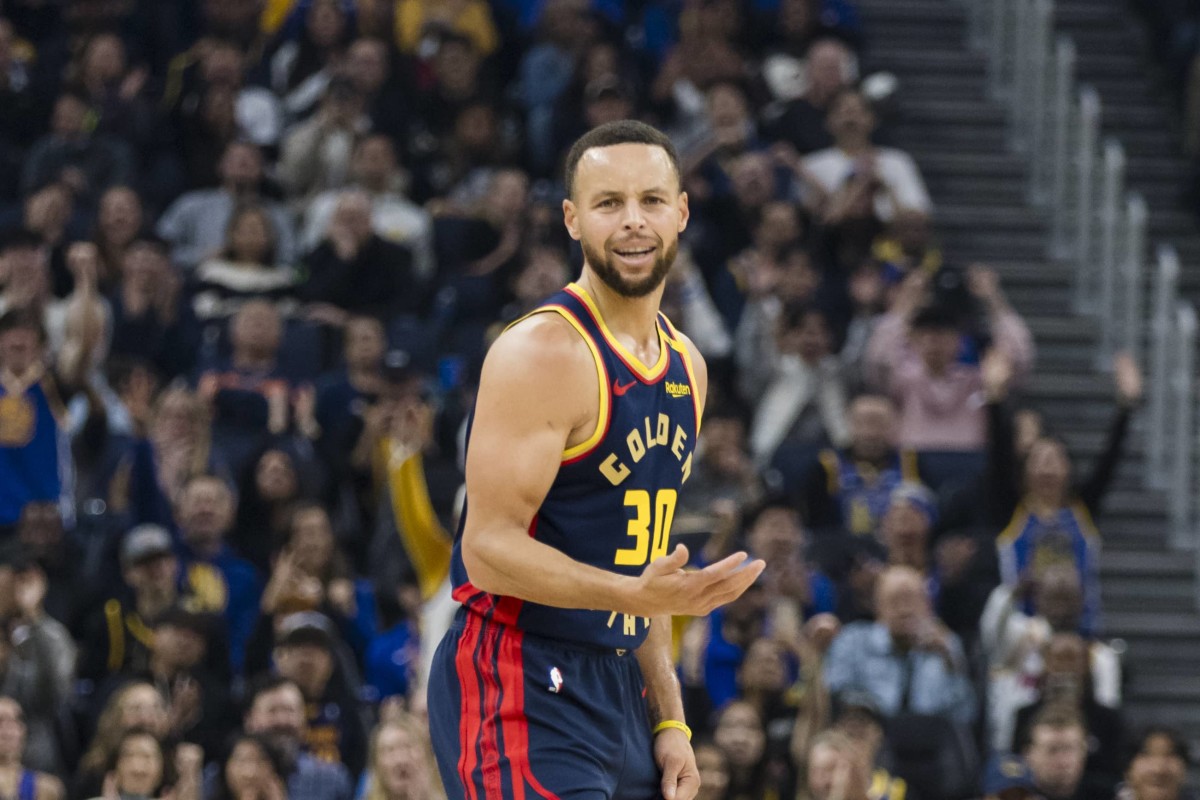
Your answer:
[851,0,1200,749]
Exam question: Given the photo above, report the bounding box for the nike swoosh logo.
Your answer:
[612,379,637,396]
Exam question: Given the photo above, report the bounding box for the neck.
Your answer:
[348,366,382,392]
[1026,491,1065,514]
[575,270,663,350]
[188,536,221,559]
[148,653,176,680]
[233,349,273,371]
[137,591,174,619]
[839,138,871,156]
[889,546,926,572]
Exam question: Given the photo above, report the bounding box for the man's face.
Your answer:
[348,39,388,93]
[1026,726,1087,798]
[274,643,334,699]
[0,326,42,376]
[375,725,431,798]
[100,188,142,244]
[352,137,396,189]
[1126,735,1186,800]
[179,479,234,545]
[231,302,282,355]
[344,318,385,369]
[0,698,25,760]
[876,572,928,646]
[828,92,875,142]
[747,507,801,562]
[219,144,262,192]
[124,554,178,599]
[564,143,688,298]
[52,95,88,137]
[246,684,307,745]
[807,41,851,102]
[333,195,374,243]
[881,501,930,555]
[153,624,206,670]
[847,397,896,461]
[913,327,961,373]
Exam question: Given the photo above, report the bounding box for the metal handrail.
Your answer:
[1073,88,1101,313]
[1170,303,1197,551]
[1049,39,1076,256]
[1118,194,1148,360]
[1097,140,1127,363]
[1147,245,1180,488]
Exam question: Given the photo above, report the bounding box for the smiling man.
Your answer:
[426,120,765,800]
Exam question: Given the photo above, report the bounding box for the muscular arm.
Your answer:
[462,316,755,620]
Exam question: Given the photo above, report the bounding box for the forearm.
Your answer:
[463,530,636,614]
[635,615,685,726]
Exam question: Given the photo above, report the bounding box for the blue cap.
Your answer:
[983,754,1036,795]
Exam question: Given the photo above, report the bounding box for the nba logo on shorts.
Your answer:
[548,667,564,694]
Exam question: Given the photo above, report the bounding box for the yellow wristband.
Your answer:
[652,720,692,741]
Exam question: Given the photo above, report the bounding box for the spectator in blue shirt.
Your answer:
[823,565,976,725]
[175,474,263,674]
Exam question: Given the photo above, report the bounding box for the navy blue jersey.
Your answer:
[450,282,701,650]
[0,375,72,526]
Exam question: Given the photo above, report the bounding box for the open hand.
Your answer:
[626,545,764,618]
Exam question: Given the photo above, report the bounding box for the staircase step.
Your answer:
[1104,611,1200,638]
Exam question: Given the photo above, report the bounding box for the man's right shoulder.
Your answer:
[486,311,595,377]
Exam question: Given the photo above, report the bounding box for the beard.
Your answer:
[581,234,677,298]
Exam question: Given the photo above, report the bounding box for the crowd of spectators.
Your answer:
[0,0,1187,798]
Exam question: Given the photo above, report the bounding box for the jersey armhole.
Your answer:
[659,314,704,438]
[510,305,611,463]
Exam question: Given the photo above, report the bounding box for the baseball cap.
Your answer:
[983,754,1037,796]
[120,525,175,567]
[276,611,336,650]
[888,482,938,527]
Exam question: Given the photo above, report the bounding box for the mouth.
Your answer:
[612,245,657,266]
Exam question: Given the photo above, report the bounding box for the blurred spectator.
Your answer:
[269,611,369,777]
[157,141,297,271]
[78,526,226,682]
[300,135,434,279]
[196,302,310,470]
[146,387,226,510]
[19,184,82,302]
[16,502,86,629]
[278,77,371,207]
[343,38,409,144]
[298,190,422,323]
[1119,728,1191,800]
[823,565,976,724]
[982,563,1122,751]
[174,475,263,673]
[694,742,732,800]
[0,265,103,527]
[108,236,195,378]
[992,353,1144,637]
[0,18,44,206]
[712,700,772,800]
[239,675,352,800]
[1022,707,1090,800]
[805,730,872,800]
[864,266,1034,453]
[22,91,134,211]
[762,37,857,154]
[83,728,169,800]
[982,753,1039,800]
[210,733,290,800]
[801,394,921,538]
[0,550,76,774]
[362,708,444,800]
[261,504,378,660]
[92,186,144,292]
[826,692,906,800]
[0,696,64,800]
[268,0,352,125]
[1012,633,1128,800]
[746,303,848,476]
[191,204,297,326]
[75,683,170,800]
[68,33,156,159]
[172,37,283,153]
[676,408,761,531]
[651,3,747,131]
[394,0,500,56]
[232,447,307,574]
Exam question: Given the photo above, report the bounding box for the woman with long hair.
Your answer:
[259,503,378,660]
[210,734,290,800]
[232,447,308,573]
[76,684,170,800]
[363,712,444,800]
[191,205,296,325]
[93,187,144,291]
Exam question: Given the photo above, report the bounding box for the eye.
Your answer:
[644,196,665,204]
[598,198,619,208]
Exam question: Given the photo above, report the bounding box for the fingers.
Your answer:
[674,771,701,800]
[688,557,765,614]
[646,543,690,575]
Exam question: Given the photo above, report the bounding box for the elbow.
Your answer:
[461,535,501,595]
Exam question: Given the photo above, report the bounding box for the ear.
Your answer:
[677,191,690,233]
[563,198,581,241]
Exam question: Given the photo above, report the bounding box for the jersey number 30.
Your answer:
[614,489,677,566]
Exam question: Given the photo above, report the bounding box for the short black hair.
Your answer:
[242,673,301,717]
[0,309,46,342]
[911,303,962,332]
[0,227,43,255]
[1125,726,1191,770]
[563,120,681,200]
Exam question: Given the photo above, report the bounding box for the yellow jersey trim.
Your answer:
[659,315,703,438]
[565,283,670,383]
[505,304,611,463]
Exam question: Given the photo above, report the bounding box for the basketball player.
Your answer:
[427,120,765,800]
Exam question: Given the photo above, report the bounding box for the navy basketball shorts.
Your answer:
[428,607,660,800]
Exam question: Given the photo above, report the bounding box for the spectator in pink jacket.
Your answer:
[864,265,1034,455]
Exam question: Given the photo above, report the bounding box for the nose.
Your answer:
[620,202,647,230]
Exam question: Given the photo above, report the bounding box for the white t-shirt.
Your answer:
[802,146,932,221]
